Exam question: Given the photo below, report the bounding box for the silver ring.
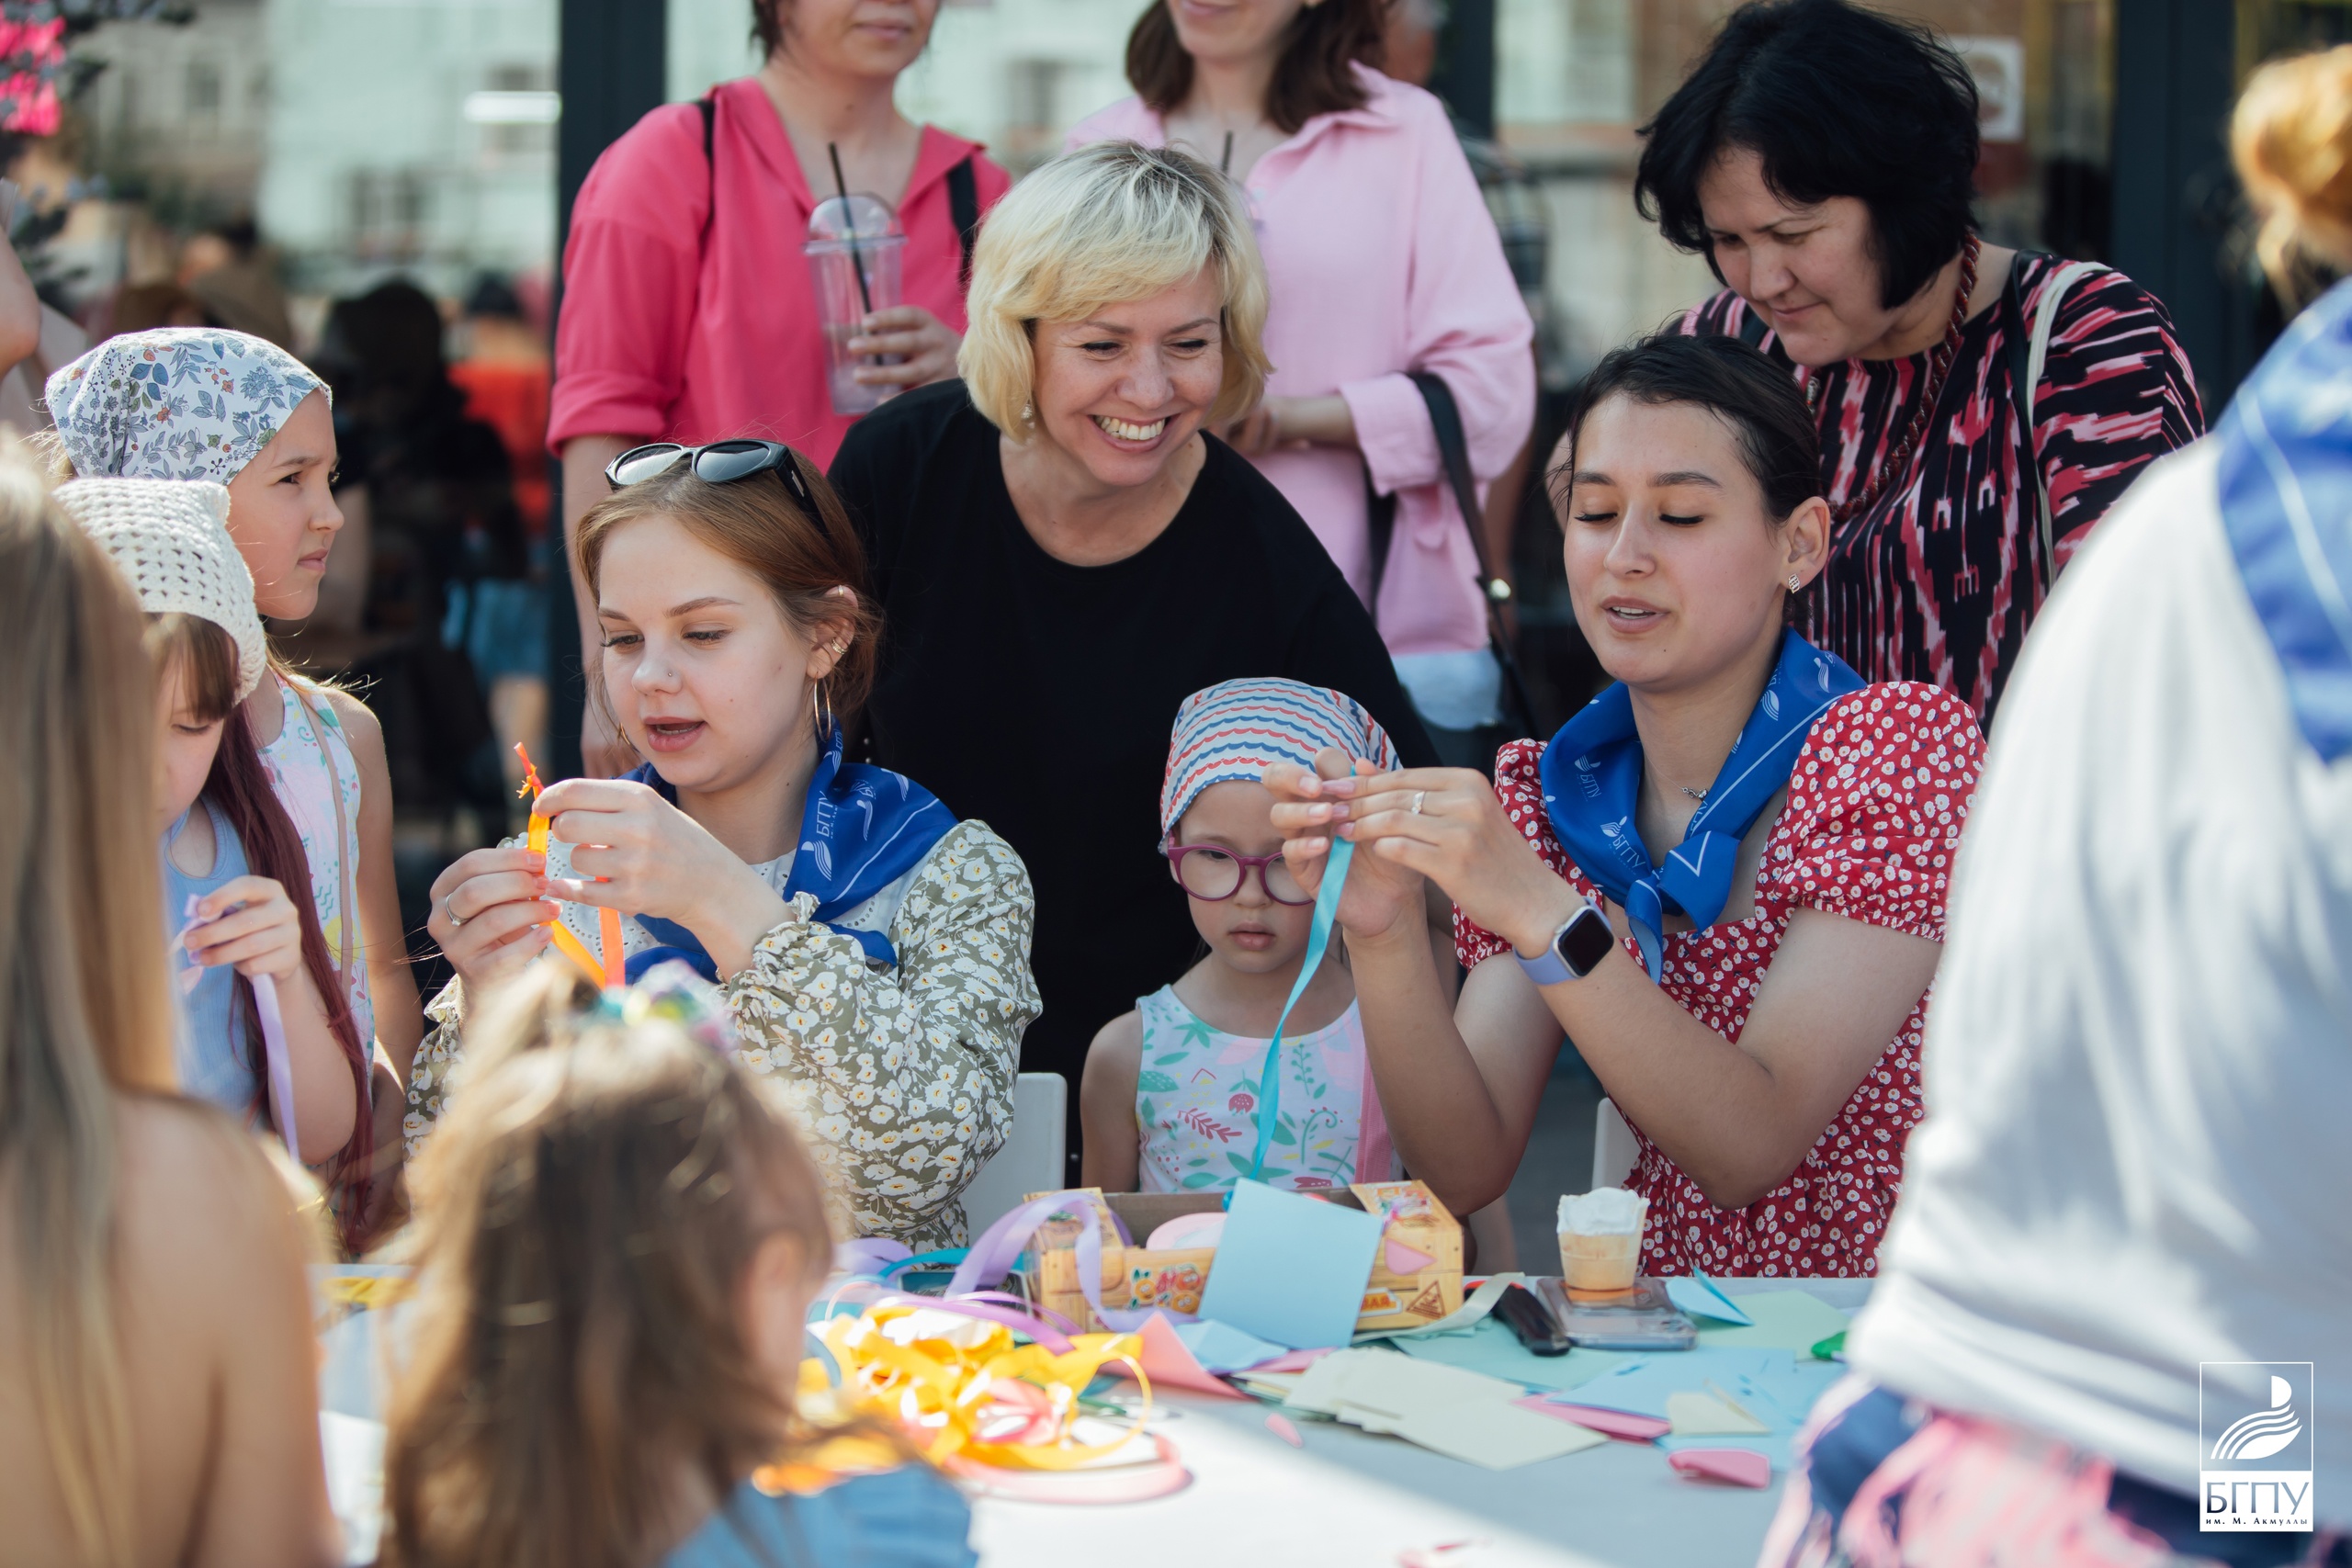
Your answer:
[443,894,465,930]
[1410,790,1429,816]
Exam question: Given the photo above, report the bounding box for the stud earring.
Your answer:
[1788,575,1804,592]
[1021,400,1035,424]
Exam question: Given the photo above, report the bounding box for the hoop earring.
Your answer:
[813,677,835,744]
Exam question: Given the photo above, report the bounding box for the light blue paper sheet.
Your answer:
[1391,1317,1628,1393]
[1195,1179,1384,1349]
[1692,1290,1851,1351]
[1665,1272,1754,1325]
[1555,1348,1790,1420]
[1173,1318,1289,1373]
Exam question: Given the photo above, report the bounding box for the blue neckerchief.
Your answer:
[2218,276,2352,762]
[621,726,957,982]
[1537,630,1863,980]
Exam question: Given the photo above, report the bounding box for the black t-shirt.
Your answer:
[829,380,1433,1120]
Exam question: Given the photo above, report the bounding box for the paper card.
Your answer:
[1393,1397,1610,1470]
[1391,1317,1626,1393]
[1321,1354,1528,1422]
[1254,1348,1334,1374]
[1659,1430,1795,1471]
[1105,1311,1247,1400]
[1665,1391,1771,1436]
[1283,1347,1389,1415]
[1519,1399,1672,1441]
[1173,1318,1287,1374]
[1197,1179,1384,1350]
[1692,1290,1850,1352]
[1665,1272,1753,1325]
[1385,1237,1437,1274]
[1551,1348,1788,1420]
[1668,1447,1773,1488]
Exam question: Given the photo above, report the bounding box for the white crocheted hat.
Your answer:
[54,478,266,702]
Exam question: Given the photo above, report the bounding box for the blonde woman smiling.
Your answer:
[828,141,1432,1145]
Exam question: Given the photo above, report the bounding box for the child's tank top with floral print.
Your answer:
[257,675,374,1048]
[1132,987,1395,1194]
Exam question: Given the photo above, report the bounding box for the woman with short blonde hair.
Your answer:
[829,139,1433,1148]
[959,140,1270,438]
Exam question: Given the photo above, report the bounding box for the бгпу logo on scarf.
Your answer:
[2201,1361,2315,1529]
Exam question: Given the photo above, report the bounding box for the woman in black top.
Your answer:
[831,142,1432,1143]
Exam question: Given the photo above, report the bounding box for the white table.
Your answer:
[971,1279,1870,1568]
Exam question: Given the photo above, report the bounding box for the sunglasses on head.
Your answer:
[605,439,815,507]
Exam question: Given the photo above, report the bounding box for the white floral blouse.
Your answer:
[404,820,1039,1251]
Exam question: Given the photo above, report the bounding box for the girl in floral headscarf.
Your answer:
[47,327,420,1217]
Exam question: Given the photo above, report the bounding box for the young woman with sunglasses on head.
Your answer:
[1080,679,1401,1195]
[411,440,1038,1250]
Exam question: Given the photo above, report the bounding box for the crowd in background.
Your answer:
[0,0,2347,1564]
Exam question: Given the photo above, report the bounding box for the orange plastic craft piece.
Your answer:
[599,906,626,988]
[548,922,605,987]
[514,742,550,855]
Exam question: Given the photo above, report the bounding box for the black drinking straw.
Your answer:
[1220,130,1234,176]
[827,142,876,316]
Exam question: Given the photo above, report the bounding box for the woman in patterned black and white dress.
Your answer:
[1640,0,2203,724]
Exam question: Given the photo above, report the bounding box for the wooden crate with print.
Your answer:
[1350,1179,1464,1331]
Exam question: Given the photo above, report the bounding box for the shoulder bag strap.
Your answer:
[1405,369,1537,735]
[695,92,718,251]
[288,680,360,1000]
[2003,251,2103,587]
[946,154,980,292]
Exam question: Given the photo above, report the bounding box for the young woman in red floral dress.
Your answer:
[1269,333,1984,1277]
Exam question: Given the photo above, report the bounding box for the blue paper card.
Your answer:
[1547,1348,1787,1420]
[1665,1271,1754,1325]
[1173,1317,1288,1373]
[1196,1179,1384,1349]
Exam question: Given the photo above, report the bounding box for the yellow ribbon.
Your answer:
[811,1303,1153,1472]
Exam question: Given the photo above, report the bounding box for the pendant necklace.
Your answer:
[1809,231,1981,526]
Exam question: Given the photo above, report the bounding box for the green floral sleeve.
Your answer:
[403,821,1038,1253]
[726,821,1036,1252]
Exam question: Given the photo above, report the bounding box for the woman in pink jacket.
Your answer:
[552,0,1011,773]
[1068,0,1536,758]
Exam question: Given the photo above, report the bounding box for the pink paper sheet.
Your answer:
[1513,1396,1672,1442]
[1668,1448,1772,1488]
[1102,1311,1247,1400]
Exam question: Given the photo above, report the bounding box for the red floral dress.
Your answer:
[1456,684,1985,1278]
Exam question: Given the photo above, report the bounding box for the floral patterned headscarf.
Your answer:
[44,328,329,484]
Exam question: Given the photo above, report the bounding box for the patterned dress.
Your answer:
[1130,987,1396,1195]
[256,674,374,1049]
[405,820,1039,1252]
[1682,257,2203,724]
[1456,686,1984,1277]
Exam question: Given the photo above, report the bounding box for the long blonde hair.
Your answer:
[0,441,176,1567]
[382,966,839,1568]
[2233,45,2352,295]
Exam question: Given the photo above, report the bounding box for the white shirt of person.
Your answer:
[1849,438,2352,1528]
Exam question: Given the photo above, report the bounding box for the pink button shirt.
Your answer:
[1069,68,1535,657]
[550,79,1012,468]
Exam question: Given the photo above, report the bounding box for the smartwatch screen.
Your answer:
[1559,906,1618,977]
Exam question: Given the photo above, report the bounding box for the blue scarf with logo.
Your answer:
[1538,629,1863,980]
[621,726,956,982]
[2218,276,2352,763]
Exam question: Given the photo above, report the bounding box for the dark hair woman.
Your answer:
[1266,332,1986,1278]
[1066,0,1535,757]
[1636,0,2203,724]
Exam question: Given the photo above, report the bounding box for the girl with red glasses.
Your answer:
[1079,677,1401,1195]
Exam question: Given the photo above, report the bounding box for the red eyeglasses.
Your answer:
[1161,837,1312,905]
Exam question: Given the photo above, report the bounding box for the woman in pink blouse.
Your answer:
[1067,0,1534,753]
[551,0,1010,773]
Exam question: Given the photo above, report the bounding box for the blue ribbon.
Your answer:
[1232,837,1354,1191]
[1537,630,1862,980]
[621,724,956,981]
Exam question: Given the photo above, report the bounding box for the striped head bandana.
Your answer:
[1160,677,1402,836]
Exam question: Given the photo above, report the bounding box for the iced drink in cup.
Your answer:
[1557,1188,1647,1292]
[806,193,907,417]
